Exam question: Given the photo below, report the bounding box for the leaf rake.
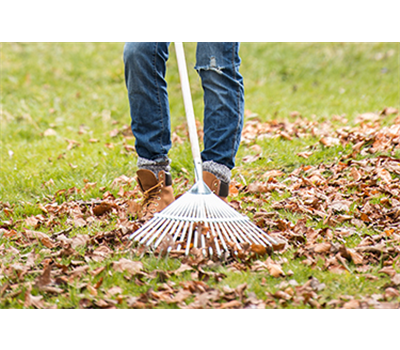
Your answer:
[130,42,276,258]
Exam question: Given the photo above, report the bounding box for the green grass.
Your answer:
[1,43,399,309]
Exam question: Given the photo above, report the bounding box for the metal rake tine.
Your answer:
[207,196,246,247]
[151,194,195,248]
[176,199,198,251]
[139,218,170,245]
[175,220,190,252]
[144,216,175,247]
[130,216,164,241]
[210,201,250,245]
[185,221,195,256]
[208,193,276,247]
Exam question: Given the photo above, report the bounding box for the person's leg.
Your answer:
[195,42,244,192]
[123,42,172,176]
[124,42,174,217]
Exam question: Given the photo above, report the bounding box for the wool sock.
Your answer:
[202,160,231,183]
[137,157,171,179]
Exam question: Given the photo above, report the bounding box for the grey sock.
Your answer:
[203,161,231,183]
[137,156,171,179]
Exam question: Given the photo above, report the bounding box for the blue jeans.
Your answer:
[123,42,244,171]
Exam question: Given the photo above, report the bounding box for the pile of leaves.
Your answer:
[0,108,399,309]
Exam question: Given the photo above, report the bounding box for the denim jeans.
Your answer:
[123,42,244,172]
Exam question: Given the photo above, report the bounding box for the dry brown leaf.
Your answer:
[297,151,313,159]
[127,200,141,217]
[247,182,267,194]
[348,249,364,265]
[380,107,398,116]
[44,128,57,137]
[330,200,351,213]
[90,266,106,277]
[174,264,193,276]
[320,136,340,147]
[113,258,143,275]
[69,266,90,278]
[271,290,292,300]
[379,266,397,277]
[384,287,400,299]
[87,284,98,296]
[168,290,192,304]
[39,286,64,294]
[314,242,331,253]
[24,291,45,309]
[391,274,400,286]
[262,169,284,178]
[23,230,56,249]
[93,203,113,216]
[219,300,242,309]
[71,234,89,249]
[242,154,261,163]
[108,286,123,296]
[35,264,53,290]
[376,168,392,183]
[267,262,285,278]
[350,167,362,182]
[343,299,360,309]
[355,112,379,124]
[91,245,113,262]
[250,244,267,256]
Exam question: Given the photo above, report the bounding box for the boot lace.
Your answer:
[141,182,163,213]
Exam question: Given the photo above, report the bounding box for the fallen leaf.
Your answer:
[384,287,400,299]
[242,154,261,163]
[168,290,192,304]
[219,300,242,309]
[24,291,45,309]
[380,107,398,116]
[379,266,396,277]
[391,274,400,286]
[350,167,362,182]
[355,112,379,124]
[65,139,80,150]
[90,266,106,277]
[320,137,340,147]
[297,151,313,159]
[266,261,285,278]
[343,300,360,309]
[314,242,331,253]
[93,203,113,216]
[113,258,143,275]
[348,249,364,265]
[250,244,267,256]
[87,284,98,296]
[376,168,392,183]
[109,129,120,137]
[108,286,123,296]
[35,264,53,290]
[330,200,351,213]
[262,169,284,178]
[44,128,57,137]
[174,264,193,276]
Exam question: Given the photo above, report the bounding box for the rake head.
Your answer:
[129,180,277,258]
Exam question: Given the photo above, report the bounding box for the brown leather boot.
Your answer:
[136,169,175,219]
[203,171,230,202]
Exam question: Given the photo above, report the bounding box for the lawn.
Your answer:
[0,42,399,309]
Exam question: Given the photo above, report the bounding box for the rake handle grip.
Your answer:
[175,42,203,182]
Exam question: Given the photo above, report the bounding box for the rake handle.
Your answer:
[175,42,203,182]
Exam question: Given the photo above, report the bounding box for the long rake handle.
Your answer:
[175,42,203,182]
